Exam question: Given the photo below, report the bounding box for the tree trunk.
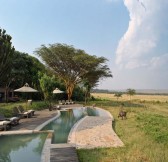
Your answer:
[66,83,74,100]
[5,86,9,103]
[85,91,87,105]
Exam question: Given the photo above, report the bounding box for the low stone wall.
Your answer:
[68,107,124,149]
[41,132,53,162]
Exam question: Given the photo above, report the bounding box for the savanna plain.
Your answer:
[77,93,168,162]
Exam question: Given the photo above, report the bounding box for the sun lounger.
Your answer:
[17,106,34,117]
[69,99,75,104]
[65,100,71,104]
[0,121,11,131]
[13,106,31,118]
[0,114,20,126]
[52,105,61,110]
[58,100,65,105]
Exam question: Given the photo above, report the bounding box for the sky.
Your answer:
[0,0,168,90]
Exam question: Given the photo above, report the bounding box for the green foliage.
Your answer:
[126,88,136,100]
[114,92,122,100]
[71,86,85,101]
[35,43,112,100]
[136,113,168,144]
[39,73,60,101]
[0,28,15,83]
[0,107,12,117]
[29,101,49,110]
[11,51,46,89]
[0,49,46,101]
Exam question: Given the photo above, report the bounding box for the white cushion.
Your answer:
[10,117,19,121]
[0,121,11,125]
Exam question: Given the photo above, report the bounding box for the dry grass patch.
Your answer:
[92,93,168,102]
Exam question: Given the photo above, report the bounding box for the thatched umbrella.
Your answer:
[14,83,38,93]
[14,83,38,109]
[53,88,64,94]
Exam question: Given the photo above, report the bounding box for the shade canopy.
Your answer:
[14,83,38,92]
[53,88,64,94]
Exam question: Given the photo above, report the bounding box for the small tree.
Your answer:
[114,92,122,101]
[126,88,136,100]
[39,73,57,110]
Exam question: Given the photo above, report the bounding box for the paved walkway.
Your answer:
[10,109,58,131]
[68,116,124,149]
[50,144,79,162]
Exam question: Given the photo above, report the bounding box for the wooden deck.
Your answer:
[50,144,79,162]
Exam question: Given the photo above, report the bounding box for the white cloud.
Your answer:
[115,0,168,69]
[149,54,168,70]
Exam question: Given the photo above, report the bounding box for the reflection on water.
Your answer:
[0,133,47,162]
[42,107,100,144]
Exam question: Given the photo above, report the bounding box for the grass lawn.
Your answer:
[77,94,168,162]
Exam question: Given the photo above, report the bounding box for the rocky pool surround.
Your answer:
[68,106,124,149]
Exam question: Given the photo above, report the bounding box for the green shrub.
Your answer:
[0,107,13,117]
[29,101,49,110]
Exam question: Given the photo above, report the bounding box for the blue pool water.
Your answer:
[42,107,100,143]
[0,133,47,162]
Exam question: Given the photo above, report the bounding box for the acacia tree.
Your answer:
[114,92,122,101]
[35,43,112,100]
[126,88,136,100]
[0,28,15,82]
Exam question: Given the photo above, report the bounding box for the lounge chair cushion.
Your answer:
[28,110,35,115]
[0,121,11,125]
[10,117,19,121]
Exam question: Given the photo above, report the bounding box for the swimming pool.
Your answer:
[42,107,102,143]
[0,107,110,162]
[0,133,47,162]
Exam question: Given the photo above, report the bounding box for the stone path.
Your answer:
[50,144,79,162]
[68,116,124,149]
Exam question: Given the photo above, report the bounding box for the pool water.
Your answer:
[0,133,47,162]
[42,107,100,143]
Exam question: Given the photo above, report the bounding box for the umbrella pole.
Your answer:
[26,93,28,111]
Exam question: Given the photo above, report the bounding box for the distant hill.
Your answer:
[92,89,168,95]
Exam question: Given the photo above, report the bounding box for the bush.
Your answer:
[29,101,49,110]
[0,107,13,117]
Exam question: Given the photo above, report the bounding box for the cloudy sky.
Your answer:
[0,0,168,90]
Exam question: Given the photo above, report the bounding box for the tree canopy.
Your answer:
[35,43,112,100]
[126,88,136,100]
[114,92,122,101]
[0,28,15,82]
